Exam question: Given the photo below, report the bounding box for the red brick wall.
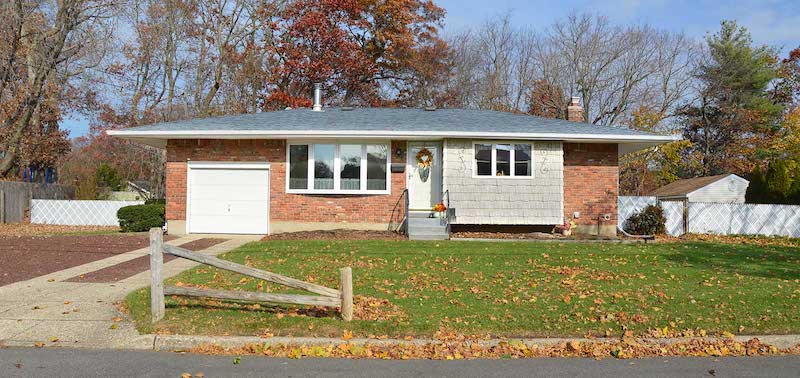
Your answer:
[563,143,618,226]
[165,139,407,224]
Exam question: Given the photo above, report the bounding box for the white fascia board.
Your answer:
[106,129,680,144]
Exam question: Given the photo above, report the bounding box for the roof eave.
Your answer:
[107,129,679,148]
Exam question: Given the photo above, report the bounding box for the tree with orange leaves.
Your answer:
[263,0,447,110]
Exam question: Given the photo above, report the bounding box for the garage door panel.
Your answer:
[191,169,268,186]
[188,166,269,234]
[189,185,268,200]
[189,199,268,216]
[189,215,268,234]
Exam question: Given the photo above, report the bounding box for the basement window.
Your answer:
[287,142,391,194]
[473,142,533,178]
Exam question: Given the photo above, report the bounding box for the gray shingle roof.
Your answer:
[115,108,668,138]
[649,174,738,197]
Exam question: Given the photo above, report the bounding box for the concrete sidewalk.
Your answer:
[0,235,258,349]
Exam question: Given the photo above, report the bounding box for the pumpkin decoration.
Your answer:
[415,148,433,168]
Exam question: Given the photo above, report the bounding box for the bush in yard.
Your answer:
[144,198,166,205]
[117,204,165,232]
[624,205,666,235]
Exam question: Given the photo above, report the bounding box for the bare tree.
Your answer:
[0,0,115,177]
[445,13,697,129]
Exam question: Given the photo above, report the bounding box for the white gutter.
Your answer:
[106,129,680,143]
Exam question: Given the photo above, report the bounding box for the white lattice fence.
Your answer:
[618,196,684,236]
[617,196,657,228]
[30,200,144,226]
[661,201,685,236]
[688,202,800,237]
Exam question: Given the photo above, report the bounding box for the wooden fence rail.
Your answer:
[149,228,353,323]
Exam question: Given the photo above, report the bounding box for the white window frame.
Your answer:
[472,141,534,179]
[286,141,391,195]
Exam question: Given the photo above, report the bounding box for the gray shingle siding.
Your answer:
[443,139,563,225]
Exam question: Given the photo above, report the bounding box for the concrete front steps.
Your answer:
[407,211,449,240]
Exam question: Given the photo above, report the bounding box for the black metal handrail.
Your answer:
[388,189,409,235]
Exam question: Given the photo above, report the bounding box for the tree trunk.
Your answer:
[1,0,78,177]
[200,65,223,115]
[0,103,37,176]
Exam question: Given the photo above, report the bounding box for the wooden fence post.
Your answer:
[339,267,353,321]
[683,199,689,235]
[149,227,165,323]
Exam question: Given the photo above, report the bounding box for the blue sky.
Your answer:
[62,0,799,138]
[439,0,800,48]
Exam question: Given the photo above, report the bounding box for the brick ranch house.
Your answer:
[108,92,676,238]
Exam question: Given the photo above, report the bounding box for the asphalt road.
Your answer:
[1,347,799,377]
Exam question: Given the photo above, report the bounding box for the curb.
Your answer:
[150,334,800,352]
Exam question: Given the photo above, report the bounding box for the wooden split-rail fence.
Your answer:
[148,228,353,322]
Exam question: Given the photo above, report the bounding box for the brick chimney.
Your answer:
[567,96,584,122]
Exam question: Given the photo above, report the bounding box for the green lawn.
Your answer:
[126,240,800,338]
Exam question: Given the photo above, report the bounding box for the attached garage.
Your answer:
[186,162,270,234]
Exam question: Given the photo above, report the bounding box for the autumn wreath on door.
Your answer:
[415,147,433,182]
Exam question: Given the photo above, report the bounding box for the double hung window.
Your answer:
[474,143,533,177]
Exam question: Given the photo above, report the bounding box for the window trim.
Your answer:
[472,141,534,179]
[286,140,391,195]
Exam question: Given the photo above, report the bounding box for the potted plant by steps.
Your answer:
[432,202,447,218]
[554,218,577,236]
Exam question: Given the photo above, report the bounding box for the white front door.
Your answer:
[407,142,442,210]
[187,162,270,234]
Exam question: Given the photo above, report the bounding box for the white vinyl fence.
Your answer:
[617,196,657,229]
[688,202,800,237]
[30,200,144,226]
[661,201,685,236]
[619,196,800,238]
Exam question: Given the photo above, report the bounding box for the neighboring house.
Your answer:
[108,90,676,237]
[108,181,152,201]
[649,174,750,204]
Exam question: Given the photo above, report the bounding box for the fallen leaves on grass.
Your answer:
[659,234,800,247]
[191,337,796,360]
[353,296,406,321]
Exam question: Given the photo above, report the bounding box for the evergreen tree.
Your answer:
[95,163,124,192]
[680,21,783,176]
[789,169,800,205]
[765,161,793,203]
[745,165,766,203]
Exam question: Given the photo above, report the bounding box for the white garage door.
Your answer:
[187,162,270,234]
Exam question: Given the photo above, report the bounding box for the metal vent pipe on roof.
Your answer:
[312,83,323,111]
